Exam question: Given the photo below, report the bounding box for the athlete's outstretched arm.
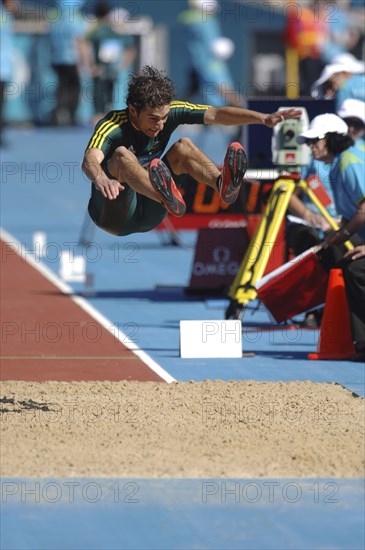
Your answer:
[82,148,124,200]
[203,106,302,127]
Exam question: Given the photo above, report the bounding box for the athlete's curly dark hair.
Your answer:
[126,66,176,112]
[325,132,354,155]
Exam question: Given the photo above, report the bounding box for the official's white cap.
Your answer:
[337,99,365,125]
[296,114,348,144]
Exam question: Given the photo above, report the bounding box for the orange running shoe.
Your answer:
[149,159,186,217]
[218,142,248,205]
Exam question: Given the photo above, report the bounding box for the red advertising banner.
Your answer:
[156,175,277,231]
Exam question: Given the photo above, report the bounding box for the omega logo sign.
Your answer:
[193,245,239,277]
[188,227,248,292]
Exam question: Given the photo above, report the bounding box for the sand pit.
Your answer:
[1,379,364,478]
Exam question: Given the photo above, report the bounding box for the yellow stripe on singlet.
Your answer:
[170,101,211,110]
[88,112,119,148]
[88,112,128,149]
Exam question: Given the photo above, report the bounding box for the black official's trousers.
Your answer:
[342,255,365,352]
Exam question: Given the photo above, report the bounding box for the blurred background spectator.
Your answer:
[178,0,244,107]
[49,0,88,126]
[310,56,365,107]
[84,0,137,125]
[0,0,17,146]
[337,98,365,146]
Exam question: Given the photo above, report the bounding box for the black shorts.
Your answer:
[87,155,176,236]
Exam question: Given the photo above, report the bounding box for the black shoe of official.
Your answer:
[351,351,365,363]
[301,309,323,328]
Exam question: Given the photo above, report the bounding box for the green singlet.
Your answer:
[86,101,210,236]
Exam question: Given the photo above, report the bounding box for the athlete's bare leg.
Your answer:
[107,146,161,202]
[166,137,220,190]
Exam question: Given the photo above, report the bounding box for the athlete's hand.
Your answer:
[94,174,124,200]
[264,108,302,128]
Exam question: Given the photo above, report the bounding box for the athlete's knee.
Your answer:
[112,146,135,163]
[168,137,197,174]
[108,146,137,179]
[174,137,195,153]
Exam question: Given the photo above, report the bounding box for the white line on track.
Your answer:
[1,227,176,383]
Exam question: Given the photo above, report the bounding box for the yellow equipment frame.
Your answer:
[225,175,353,320]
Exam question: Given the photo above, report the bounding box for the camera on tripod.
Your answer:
[271,107,310,171]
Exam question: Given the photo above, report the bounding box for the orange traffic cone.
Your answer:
[308,268,355,360]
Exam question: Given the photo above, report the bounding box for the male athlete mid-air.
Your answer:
[82,65,301,236]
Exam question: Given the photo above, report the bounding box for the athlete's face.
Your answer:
[129,105,170,138]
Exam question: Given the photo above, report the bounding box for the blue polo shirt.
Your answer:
[301,156,337,218]
[179,8,235,107]
[0,4,14,82]
[336,74,365,109]
[49,1,86,66]
[329,144,365,239]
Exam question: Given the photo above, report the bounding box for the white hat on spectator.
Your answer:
[313,64,352,88]
[337,99,365,124]
[296,114,348,144]
[311,61,363,98]
[332,53,365,74]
